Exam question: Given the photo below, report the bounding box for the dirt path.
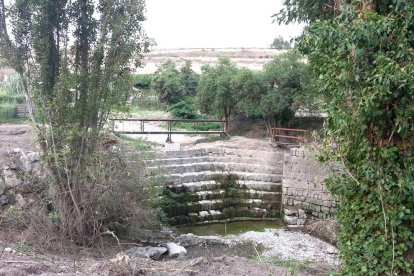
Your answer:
[0,124,36,168]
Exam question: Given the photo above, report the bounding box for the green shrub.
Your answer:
[168,99,198,119]
[171,121,221,131]
[133,74,152,90]
[0,103,17,119]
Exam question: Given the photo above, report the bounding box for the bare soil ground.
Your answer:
[137,48,285,74]
[0,124,36,168]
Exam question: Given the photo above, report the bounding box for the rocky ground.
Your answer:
[0,123,339,275]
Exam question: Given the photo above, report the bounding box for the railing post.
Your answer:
[166,120,172,143]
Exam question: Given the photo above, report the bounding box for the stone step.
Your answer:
[167,180,282,193]
[127,148,284,161]
[146,162,283,175]
[165,199,281,217]
[153,171,283,185]
[165,188,282,202]
[168,208,281,226]
[143,155,284,167]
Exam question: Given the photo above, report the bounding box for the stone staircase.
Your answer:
[143,148,284,226]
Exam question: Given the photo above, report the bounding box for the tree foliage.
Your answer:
[278,0,414,274]
[0,0,149,244]
[270,35,292,49]
[151,60,199,104]
[235,51,311,132]
[197,57,238,131]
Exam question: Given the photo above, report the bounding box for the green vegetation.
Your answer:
[168,99,198,119]
[151,60,199,105]
[270,35,291,49]
[171,121,221,131]
[197,57,238,131]
[260,257,314,276]
[0,0,153,245]
[0,73,26,122]
[234,51,312,132]
[119,135,157,151]
[277,0,414,274]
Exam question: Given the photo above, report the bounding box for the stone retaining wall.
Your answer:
[282,148,336,219]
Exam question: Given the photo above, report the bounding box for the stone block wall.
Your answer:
[145,148,285,226]
[282,148,336,219]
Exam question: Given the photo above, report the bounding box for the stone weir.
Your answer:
[144,148,285,226]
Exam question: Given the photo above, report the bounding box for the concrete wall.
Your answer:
[282,148,336,219]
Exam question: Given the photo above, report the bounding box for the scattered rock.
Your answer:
[297,219,306,226]
[177,233,233,247]
[326,247,337,254]
[125,246,168,260]
[15,194,25,206]
[166,242,187,258]
[26,152,42,162]
[0,195,8,206]
[19,154,31,172]
[284,215,297,225]
[3,247,12,253]
[0,179,5,195]
[284,209,297,216]
[3,169,22,188]
[8,148,22,155]
[298,209,307,219]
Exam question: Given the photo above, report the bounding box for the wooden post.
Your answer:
[166,120,172,143]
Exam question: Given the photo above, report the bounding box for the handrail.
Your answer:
[111,118,227,143]
[270,127,310,145]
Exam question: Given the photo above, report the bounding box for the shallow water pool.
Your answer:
[174,220,285,236]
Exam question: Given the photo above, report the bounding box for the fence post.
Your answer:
[166,120,172,143]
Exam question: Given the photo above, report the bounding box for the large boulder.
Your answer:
[166,242,187,258]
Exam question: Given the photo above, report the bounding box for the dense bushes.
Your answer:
[277,0,414,274]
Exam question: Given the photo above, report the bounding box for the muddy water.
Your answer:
[174,220,285,236]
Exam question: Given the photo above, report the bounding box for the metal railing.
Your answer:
[110,118,227,142]
[271,127,310,146]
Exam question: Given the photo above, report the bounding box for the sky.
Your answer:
[143,0,305,49]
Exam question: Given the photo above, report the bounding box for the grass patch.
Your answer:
[260,257,315,275]
[119,135,157,151]
[194,135,230,144]
[171,121,221,131]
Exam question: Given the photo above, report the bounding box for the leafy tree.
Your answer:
[151,60,199,104]
[179,60,199,98]
[197,57,238,132]
[270,35,291,49]
[278,0,414,274]
[232,68,265,119]
[0,0,149,244]
[261,51,309,130]
[151,60,181,104]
